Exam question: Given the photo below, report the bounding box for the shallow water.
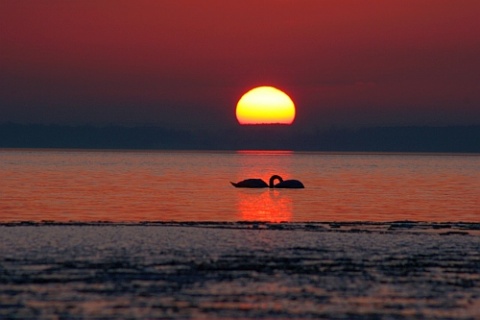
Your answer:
[1,222,479,319]
[1,149,479,222]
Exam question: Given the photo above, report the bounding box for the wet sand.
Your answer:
[1,222,479,319]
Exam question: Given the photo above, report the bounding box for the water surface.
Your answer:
[1,222,479,319]
[1,149,480,319]
[1,149,478,222]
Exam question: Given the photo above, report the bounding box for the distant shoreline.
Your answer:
[1,123,479,152]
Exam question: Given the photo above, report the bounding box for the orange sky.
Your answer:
[1,0,479,129]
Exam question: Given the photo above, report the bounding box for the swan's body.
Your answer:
[230,179,268,188]
[269,175,305,188]
[231,175,304,189]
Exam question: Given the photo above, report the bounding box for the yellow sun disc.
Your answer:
[236,86,296,125]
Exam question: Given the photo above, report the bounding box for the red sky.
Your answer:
[1,0,479,129]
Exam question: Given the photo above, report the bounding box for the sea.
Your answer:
[1,149,479,222]
[1,149,479,319]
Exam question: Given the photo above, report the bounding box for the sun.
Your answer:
[236,86,296,125]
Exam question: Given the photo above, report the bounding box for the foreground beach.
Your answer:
[1,222,479,319]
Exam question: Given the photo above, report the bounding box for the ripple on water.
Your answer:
[0,222,479,319]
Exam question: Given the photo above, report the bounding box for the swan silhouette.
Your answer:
[269,175,305,188]
[231,175,304,189]
[230,178,268,188]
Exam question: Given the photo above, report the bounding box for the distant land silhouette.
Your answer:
[0,123,479,152]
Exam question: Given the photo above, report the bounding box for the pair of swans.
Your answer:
[231,175,304,189]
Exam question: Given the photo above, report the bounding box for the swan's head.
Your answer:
[269,175,283,187]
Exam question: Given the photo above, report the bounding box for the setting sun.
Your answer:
[236,86,296,125]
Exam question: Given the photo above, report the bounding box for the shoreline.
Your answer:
[1,220,480,235]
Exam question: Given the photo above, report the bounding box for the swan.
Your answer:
[230,178,268,188]
[231,175,304,188]
[269,175,305,188]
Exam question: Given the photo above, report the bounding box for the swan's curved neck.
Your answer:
[269,175,283,188]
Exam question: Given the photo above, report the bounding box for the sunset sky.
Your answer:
[1,0,479,130]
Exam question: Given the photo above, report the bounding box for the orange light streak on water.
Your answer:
[237,190,293,222]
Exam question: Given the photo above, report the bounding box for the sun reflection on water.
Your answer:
[237,190,292,222]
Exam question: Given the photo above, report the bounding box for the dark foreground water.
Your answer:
[1,222,479,319]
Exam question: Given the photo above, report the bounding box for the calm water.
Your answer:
[1,149,478,222]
